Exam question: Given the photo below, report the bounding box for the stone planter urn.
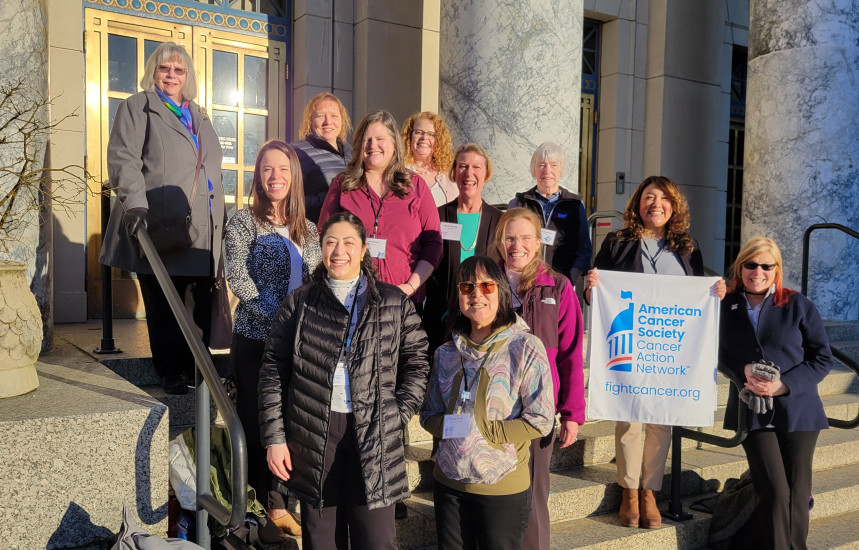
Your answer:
[0,261,41,397]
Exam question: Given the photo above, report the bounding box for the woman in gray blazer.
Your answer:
[100,42,225,395]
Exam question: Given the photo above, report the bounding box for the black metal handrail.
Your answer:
[829,348,859,429]
[133,228,247,547]
[801,222,859,296]
[664,362,749,521]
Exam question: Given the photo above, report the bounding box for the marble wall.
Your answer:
[439,0,583,204]
[0,0,51,344]
[744,0,859,319]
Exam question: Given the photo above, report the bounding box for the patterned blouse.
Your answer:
[224,209,322,340]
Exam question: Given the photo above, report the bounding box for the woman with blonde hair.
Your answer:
[495,207,584,549]
[293,92,352,222]
[585,176,725,528]
[719,236,832,549]
[402,111,458,206]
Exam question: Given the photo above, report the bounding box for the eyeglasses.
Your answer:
[742,262,777,271]
[157,65,186,76]
[504,235,538,246]
[412,129,437,139]
[457,281,497,295]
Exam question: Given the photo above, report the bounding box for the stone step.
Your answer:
[0,343,169,549]
[98,352,232,387]
[807,509,859,550]
[402,460,859,550]
[832,340,859,365]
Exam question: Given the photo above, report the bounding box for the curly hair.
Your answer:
[401,112,454,174]
[727,236,793,306]
[619,176,694,256]
[298,92,352,142]
[339,111,413,199]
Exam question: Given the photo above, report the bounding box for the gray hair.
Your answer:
[139,42,198,101]
[530,141,567,180]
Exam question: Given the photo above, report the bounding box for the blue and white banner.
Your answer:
[587,270,721,427]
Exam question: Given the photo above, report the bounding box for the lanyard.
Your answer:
[642,239,666,273]
[342,276,363,352]
[364,187,386,237]
[456,343,495,413]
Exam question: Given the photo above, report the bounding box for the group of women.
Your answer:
[100,43,834,550]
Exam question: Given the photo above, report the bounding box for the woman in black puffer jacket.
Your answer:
[258,211,430,549]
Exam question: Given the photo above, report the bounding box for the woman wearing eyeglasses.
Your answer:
[495,208,584,550]
[421,255,555,550]
[402,111,459,206]
[585,176,726,529]
[719,236,832,550]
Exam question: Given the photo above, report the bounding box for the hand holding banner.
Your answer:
[587,270,721,427]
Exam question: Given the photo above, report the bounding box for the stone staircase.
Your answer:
[25,319,859,549]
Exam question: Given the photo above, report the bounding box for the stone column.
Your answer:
[440,0,583,204]
[744,0,859,319]
[0,0,51,344]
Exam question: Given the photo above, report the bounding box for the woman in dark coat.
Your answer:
[99,42,224,394]
[258,212,430,549]
[585,176,725,529]
[720,236,833,550]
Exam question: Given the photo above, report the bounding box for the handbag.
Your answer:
[209,259,233,350]
[147,135,203,254]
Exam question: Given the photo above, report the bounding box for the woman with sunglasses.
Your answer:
[719,236,832,550]
[495,207,584,550]
[421,255,555,550]
[585,176,726,528]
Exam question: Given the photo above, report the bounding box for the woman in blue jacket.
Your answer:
[720,236,833,550]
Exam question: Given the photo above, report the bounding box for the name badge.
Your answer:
[367,237,387,259]
[540,228,557,246]
[440,222,463,241]
[442,414,471,439]
[333,362,349,386]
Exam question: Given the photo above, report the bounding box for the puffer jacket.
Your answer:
[258,267,430,509]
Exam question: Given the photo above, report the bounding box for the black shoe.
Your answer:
[395,501,408,519]
[162,375,189,395]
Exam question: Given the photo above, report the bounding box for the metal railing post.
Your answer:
[95,182,122,355]
[196,368,211,549]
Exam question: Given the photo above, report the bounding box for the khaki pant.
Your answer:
[615,422,672,490]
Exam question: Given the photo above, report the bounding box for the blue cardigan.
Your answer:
[720,290,833,432]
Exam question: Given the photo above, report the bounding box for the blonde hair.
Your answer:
[727,236,793,306]
[298,92,352,142]
[449,143,493,183]
[401,112,454,174]
[140,42,197,101]
[494,208,554,297]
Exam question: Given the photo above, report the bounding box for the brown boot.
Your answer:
[270,509,302,536]
[639,489,662,528]
[618,488,639,527]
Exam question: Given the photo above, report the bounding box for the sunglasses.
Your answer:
[457,281,497,295]
[742,262,777,271]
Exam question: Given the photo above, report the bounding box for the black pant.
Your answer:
[137,272,213,380]
[434,481,532,550]
[231,333,286,511]
[523,430,555,550]
[300,412,396,550]
[741,429,819,550]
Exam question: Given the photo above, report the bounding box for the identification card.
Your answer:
[540,228,557,246]
[333,362,349,386]
[440,222,463,241]
[442,414,471,439]
[331,362,352,412]
[367,237,387,259]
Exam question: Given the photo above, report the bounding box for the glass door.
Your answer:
[85,8,286,317]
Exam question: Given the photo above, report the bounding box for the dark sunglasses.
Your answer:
[742,262,777,271]
[458,281,497,295]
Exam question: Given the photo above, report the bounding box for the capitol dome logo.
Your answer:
[606,290,634,372]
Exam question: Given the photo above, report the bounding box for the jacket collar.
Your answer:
[519,185,582,203]
[303,133,351,157]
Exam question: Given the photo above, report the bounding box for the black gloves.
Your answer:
[123,208,148,238]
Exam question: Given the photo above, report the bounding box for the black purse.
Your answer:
[147,135,203,254]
